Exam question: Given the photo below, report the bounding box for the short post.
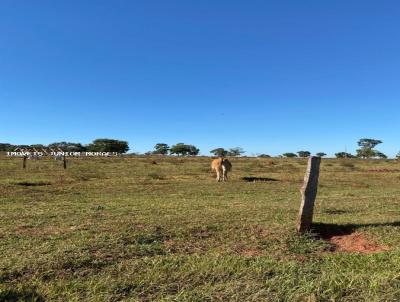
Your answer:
[63,155,67,169]
[22,155,27,169]
[296,156,321,233]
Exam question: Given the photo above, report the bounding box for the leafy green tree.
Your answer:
[356,148,376,159]
[283,152,297,158]
[227,147,245,157]
[358,138,382,149]
[297,151,311,158]
[258,154,271,158]
[316,152,327,157]
[170,143,186,156]
[356,138,382,159]
[210,148,227,157]
[396,151,400,159]
[170,143,199,156]
[14,145,31,150]
[335,152,355,158]
[48,142,86,152]
[153,143,170,155]
[374,151,387,159]
[0,143,15,151]
[86,139,129,153]
[29,144,45,149]
[188,145,200,156]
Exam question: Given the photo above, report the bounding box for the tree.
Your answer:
[86,139,129,153]
[316,152,327,157]
[0,143,15,151]
[48,142,86,152]
[356,138,382,159]
[170,143,199,156]
[297,151,311,158]
[396,151,400,159]
[210,148,228,157]
[258,154,271,158]
[227,147,245,157]
[356,148,376,159]
[170,143,186,156]
[335,152,355,158]
[358,138,382,150]
[153,143,170,155]
[13,145,31,150]
[374,151,387,159]
[283,152,297,158]
[29,144,45,149]
[188,145,200,156]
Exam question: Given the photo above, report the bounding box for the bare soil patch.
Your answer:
[313,223,389,254]
[241,248,262,257]
[329,232,389,253]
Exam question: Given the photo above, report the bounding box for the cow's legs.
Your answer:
[216,169,221,182]
[222,167,228,181]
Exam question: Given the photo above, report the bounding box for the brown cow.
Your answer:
[211,157,232,182]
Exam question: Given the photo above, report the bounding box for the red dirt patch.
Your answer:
[329,232,389,254]
[241,248,262,257]
[312,223,390,254]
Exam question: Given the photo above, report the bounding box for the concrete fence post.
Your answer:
[296,156,321,233]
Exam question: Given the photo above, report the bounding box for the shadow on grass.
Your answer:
[14,181,52,186]
[312,221,400,239]
[242,177,279,182]
[0,287,45,302]
[321,209,348,215]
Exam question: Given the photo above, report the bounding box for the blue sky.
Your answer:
[1,1,399,156]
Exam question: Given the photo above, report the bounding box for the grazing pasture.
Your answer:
[1,155,400,301]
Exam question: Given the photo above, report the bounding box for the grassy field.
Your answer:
[1,155,400,301]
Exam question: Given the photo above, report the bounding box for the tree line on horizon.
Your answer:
[0,139,129,154]
[1,138,399,159]
[277,139,394,159]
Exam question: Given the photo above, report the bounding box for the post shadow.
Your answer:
[312,221,400,239]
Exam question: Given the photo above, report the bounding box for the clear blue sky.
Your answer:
[1,1,399,156]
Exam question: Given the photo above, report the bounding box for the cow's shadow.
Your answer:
[242,176,279,182]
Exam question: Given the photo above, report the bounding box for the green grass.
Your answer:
[1,155,400,301]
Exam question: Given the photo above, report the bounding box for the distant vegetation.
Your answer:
[152,143,170,155]
[0,139,129,154]
[86,139,129,153]
[334,139,387,159]
[282,152,297,158]
[0,137,397,158]
[170,143,200,156]
[335,152,356,159]
[297,151,311,158]
[209,147,245,157]
[210,148,227,157]
[356,138,383,158]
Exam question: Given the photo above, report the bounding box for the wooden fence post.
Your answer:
[63,154,67,169]
[23,155,27,169]
[296,156,321,233]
